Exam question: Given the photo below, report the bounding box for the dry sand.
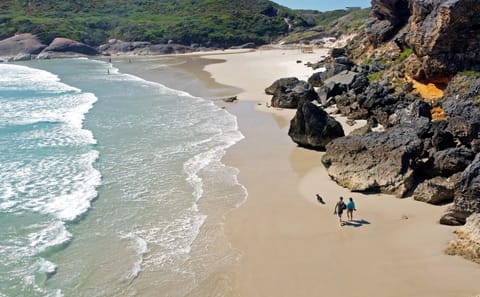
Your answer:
[202,49,480,297]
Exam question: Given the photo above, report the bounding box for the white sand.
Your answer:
[201,49,480,297]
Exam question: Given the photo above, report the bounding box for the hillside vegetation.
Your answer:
[284,8,370,44]
[0,0,309,47]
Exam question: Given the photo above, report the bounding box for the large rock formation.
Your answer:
[37,37,98,59]
[405,0,480,78]
[368,0,480,79]
[0,33,46,61]
[366,0,410,45]
[288,101,344,150]
[321,125,424,197]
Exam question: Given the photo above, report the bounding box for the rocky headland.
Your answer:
[0,33,217,62]
[265,0,480,264]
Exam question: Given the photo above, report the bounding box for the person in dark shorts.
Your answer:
[334,196,346,225]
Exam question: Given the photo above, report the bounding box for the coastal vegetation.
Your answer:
[0,0,310,47]
[282,8,369,44]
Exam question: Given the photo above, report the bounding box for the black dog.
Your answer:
[316,194,325,204]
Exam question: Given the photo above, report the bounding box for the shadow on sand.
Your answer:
[341,219,370,228]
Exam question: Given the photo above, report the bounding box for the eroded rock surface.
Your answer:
[322,126,423,197]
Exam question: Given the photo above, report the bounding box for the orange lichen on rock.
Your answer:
[431,106,446,121]
[406,75,446,101]
[405,74,450,121]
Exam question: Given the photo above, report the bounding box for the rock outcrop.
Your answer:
[366,0,410,46]
[38,38,98,59]
[413,176,456,205]
[441,154,480,225]
[367,0,480,79]
[446,213,480,264]
[322,125,424,197]
[98,39,197,55]
[0,33,46,61]
[265,77,300,95]
[265,77,318,108]
[288,101,344,150]
[405,0,480,78]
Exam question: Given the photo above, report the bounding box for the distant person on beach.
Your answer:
[346,197,357,221]
[334,196,346,224]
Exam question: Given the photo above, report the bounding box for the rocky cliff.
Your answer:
[367,0,480,80]
[280,0,480,261]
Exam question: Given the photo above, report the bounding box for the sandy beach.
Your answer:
[114,48,480,297]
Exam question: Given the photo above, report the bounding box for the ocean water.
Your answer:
[0,59,245,296]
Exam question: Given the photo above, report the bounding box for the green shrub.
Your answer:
[368,71,383,83]
[459,70,480,78]
[395,48,413,63]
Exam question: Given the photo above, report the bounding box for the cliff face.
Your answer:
[367,0,480,79]
[366,0,410,45]
[406,0,480,78]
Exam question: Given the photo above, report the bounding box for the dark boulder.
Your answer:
[429,148,476,177]
[443,105,480,147]
[442,75,480,147]
[271,80,318,109]
[323,70,369,96]
[321,126,424,197]
[288,101,344,150]
[441,154,480,225]
[319,55,353,81]
[388,99,431,127]
[331,48,346,58]
[430,121,456,152]
[265,77,300,95]
[334,56,353,67]
[308,72,323,87]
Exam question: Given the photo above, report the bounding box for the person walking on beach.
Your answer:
[334,196,346,225]
[346,197,357,221]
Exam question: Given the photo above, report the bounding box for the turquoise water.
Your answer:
[0,59,245,296]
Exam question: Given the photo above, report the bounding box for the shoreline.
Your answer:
[112,49,480,297]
